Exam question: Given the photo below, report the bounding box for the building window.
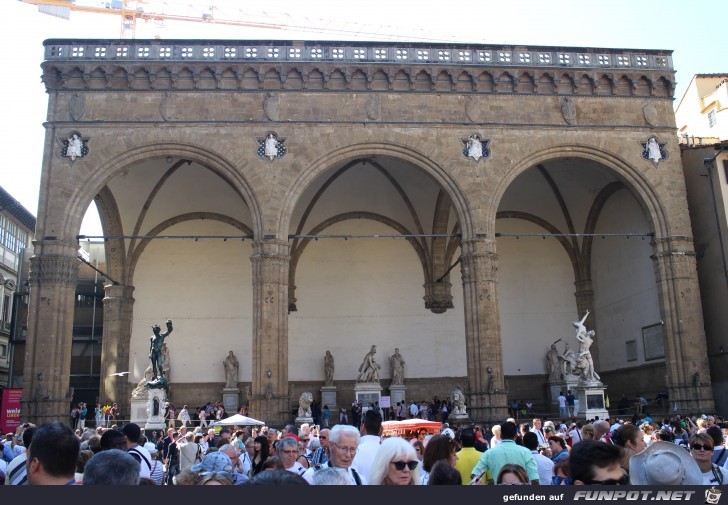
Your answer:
[0,343,6,358]
[2,294,9,324]
[625,340,637,362]
[708,110,717,128]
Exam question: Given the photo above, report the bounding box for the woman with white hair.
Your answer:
[368,437,421,485]
[491,425,502,447]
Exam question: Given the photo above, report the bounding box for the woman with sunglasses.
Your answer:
[690,433,725,485]
[368,437,421,485]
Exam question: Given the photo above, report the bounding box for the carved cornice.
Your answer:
[41,40,675,98]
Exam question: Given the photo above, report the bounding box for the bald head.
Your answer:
[594,420,610,440]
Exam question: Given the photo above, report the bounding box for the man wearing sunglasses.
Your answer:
[569,440,628,485]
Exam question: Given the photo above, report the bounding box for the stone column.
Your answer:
[22,240,79,424]
[460,237,508,421]
[249,239,291,426]
[98,284,135,413]
[652,236,715,413]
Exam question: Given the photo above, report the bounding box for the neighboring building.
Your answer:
[23,39,714,425]
[0,186,35,389]
[676,74,728,145]
[678,75,728,413]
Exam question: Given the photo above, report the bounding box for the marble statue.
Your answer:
[389,348,405,385]
[451,387,467,416]
[131,365,154,399]
[264,134,278,160]
[298,391,313,418]
[647,137,662,163]
[572,310,600,382]
[357,345,381,383]
[324,350,334,387]
[466,134,483,160]
[559,342,578,379]
[546,344,561,381]
[223,350,239,389]
[66,133,83,160]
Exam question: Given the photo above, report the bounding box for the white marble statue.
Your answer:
[357,345,381,383]
[466,134,483,160]
[451,386,467,416]
[223,350,239,389]
[572,310,601,383]
[559,342,578,379]
[66,133,83,160]
[647,137,662,163]
[298,391,313,418]
[389,348,405,385]
[131,365,154,399]
[264,134,278,160]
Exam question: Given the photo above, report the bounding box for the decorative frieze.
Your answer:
[28,255,80,287]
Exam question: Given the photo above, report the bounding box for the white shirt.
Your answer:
[531,450,555,485]
[531,427,547,446]
[302,462,367,485]
[568,428,582,445]
[128,445,152,479]
[286,461,307,476]
[351,435,381,482]
[557,395,566,408]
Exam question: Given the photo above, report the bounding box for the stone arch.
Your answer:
[61,142,263,244]
[279,143,474,242]
[489,145,667,239]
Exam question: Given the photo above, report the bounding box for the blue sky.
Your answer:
[1,0,726,235]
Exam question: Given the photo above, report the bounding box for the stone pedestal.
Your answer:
[295,415,314,427]
[145,388,167,431]
[389,384,407,408]
[130,397,148,425]
[548,377,580,412]
[321,386,337,411]
[576,384,609,421]
[354,382,382,413]
[449,412,470,424]
[222,388,240,414]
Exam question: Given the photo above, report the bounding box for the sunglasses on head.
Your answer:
[585,474,629,485]
[691,443,713,451]
[391,460,418,471]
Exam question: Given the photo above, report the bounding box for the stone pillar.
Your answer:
[99,284,135,413]
[249,239,291,426]
[652,236,715,413]
[460,237,508,421]
[22,240,79,424]
[573,278,600,371]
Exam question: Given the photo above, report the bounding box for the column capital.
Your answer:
[28,254,79,288]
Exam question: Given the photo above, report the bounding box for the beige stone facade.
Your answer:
[22,40,714,425]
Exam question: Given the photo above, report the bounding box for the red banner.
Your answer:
[0,388,23,434]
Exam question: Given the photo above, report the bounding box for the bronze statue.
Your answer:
[146,320,172,390]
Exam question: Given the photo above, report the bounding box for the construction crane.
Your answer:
[20,0,457,42]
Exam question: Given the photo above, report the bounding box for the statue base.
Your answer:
[130,397,148,425]
[145,388,167,431]
[389,384,407,408]
[576,383,609,421]
[222,388,240,414]
[295,416,314,427]
[448,413,470,425]
[354,382,382,413]
[548,377,580,412]
[321,386,337,412]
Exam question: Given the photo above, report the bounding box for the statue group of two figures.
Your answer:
[547,310,601,384]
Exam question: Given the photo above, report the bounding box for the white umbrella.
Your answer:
[213,413,265,426]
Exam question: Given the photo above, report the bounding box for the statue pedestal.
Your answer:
[295,416,314,427]
[548,377,580,409]
[145,388,167,432]
[576,383,609,421]
[321,386,337,411]
[354,382,382,413]
[222,388,240,414]
[130,397,148,425]
[389,384,407,407]
[449,413,470,424]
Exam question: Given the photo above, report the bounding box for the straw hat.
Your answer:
[629,441,702,485]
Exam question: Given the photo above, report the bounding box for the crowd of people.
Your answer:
[3,408,727,486]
